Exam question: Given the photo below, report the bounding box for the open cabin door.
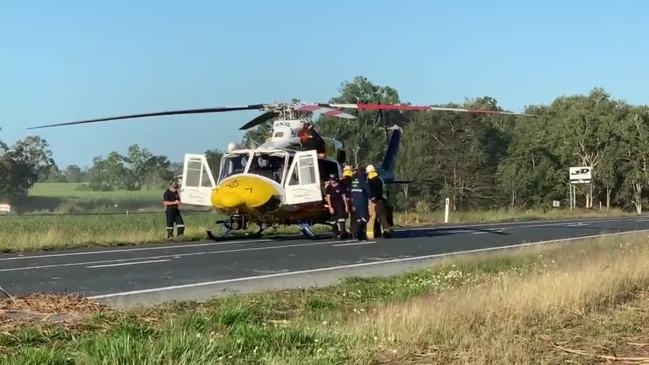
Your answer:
[284,150,322,205]
[181,154,216,207]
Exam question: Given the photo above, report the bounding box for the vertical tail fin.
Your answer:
[380,126,401,175]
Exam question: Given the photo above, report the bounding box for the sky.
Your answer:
[1,0,648,167]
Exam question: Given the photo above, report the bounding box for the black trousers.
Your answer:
[165,208,185,237]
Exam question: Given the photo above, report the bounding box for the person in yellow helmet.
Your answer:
[366,165,392,239]
[341,165,356,238]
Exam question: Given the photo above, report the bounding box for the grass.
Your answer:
[396,207,634,225]
[17,182,165,214]
[0,212,219,252]
[3,232,649,364]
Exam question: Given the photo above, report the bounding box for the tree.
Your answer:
[497,110,564,208]
[318,76,405,166]
[205,149,223,178]
[64,165,83,183]
[618,106,649,214]
[550,88,622,208]
[398,98,512,210]
[88,152,128,191]
[0,135,57,200]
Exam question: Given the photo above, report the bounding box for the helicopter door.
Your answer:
[284,150,322,205]
[180,154,216,207]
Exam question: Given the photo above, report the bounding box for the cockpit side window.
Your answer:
[219,153,249,182]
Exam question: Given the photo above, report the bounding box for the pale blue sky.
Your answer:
[1,0,647,167]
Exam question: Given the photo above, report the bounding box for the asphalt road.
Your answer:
[2,216,649,308]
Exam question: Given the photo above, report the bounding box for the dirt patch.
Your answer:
[0,293,108,329]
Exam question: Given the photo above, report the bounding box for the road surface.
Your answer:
[2,216,648,307]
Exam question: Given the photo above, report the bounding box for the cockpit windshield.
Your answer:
[219,153,249,181]
[247,152,287,184]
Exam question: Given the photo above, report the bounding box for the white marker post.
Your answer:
[444,198,450,224]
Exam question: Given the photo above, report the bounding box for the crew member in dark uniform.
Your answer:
[340,165,357,237]
[163,182,185,240]
[350,167,370,240]
[324,174,349,240]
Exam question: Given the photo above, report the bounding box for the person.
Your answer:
[350,167,370,240]
[163,181,185,240]
[324,174,349,240]
[298,123,326,157]
[340,165,357,237]
[366,165,392,239]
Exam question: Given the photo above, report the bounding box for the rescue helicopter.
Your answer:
[30,101,532,239]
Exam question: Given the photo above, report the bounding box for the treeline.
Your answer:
[48,145,181,191]
[48,147,225,192]
[315,77,649,213]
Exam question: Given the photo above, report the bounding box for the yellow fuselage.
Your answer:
[210,174,327,223]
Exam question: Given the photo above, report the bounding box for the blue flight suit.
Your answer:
[350,174,370,240]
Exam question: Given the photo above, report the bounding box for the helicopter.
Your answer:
[30,101,533,239]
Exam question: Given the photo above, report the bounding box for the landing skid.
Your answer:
[298,223,317,240]
[207,215,265,241]
[207,226,264,241]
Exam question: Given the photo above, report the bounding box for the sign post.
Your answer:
[444,198,450,224]
[569,166,592,209]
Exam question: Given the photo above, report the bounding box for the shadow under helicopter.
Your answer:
[207,225,511,242]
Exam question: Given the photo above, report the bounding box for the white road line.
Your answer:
[0,239,346,272]
[332,241,375,247]
[89,229,649,300]
[0,238,273,262]
[87,259,172,269]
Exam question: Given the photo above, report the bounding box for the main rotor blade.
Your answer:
[28,104,265,129]
[239,111,279,130]
[327,103,536,117]
[295,104,356,119]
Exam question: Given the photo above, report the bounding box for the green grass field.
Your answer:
[18,182,165,214]
[0,212,219,252]
[3,233,649,364]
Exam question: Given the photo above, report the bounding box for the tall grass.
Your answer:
[351,234,649,363]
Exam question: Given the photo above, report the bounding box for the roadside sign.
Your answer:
[552,200,560,208]
[0,204,10,214]
[569,166,592,184]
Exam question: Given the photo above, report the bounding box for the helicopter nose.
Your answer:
[211,175,283,212]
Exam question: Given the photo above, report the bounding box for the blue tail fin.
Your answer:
[380,126,401,174]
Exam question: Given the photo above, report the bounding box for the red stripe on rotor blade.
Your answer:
[323,110,342,116]
[296,105,321,112]
[356,103,431,111]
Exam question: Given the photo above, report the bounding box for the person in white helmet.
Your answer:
[366,164,392,239]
